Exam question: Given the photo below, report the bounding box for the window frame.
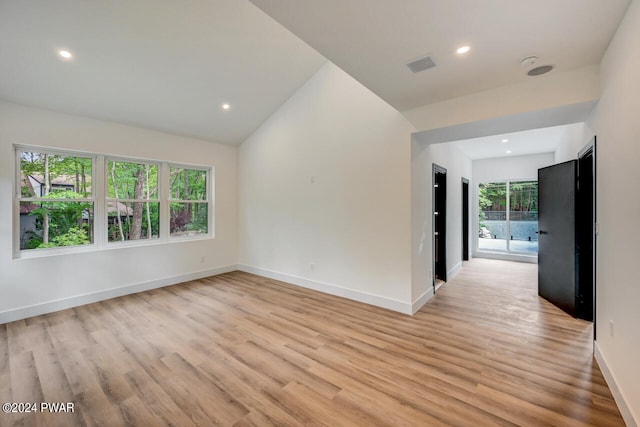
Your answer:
[168,163,212,241]
[13,145,214,259]
[477,179,539,255]
[105,157,162,245]
[14,145,97,258]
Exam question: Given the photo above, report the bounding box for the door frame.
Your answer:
[578,136,597,330]
[432,164,447,290]
[462,178,470,261]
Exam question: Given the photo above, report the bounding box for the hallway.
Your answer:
[423,258,622,425]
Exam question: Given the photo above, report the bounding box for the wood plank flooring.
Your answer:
[0,258,624,426]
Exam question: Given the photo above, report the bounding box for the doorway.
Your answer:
[537,137,596,322]
[576,137,596,323]
[462,178,469,261]
[538,160,577,316]
[433,164,447,290]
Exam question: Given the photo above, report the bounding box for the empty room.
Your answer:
[1,0,639,426]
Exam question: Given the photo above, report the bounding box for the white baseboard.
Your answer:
[0,264,237,325]
[473,250,538,264]
[237,264,413,315]
[447,261,463,280]
[411,287,434,314]
[594,341,638,427]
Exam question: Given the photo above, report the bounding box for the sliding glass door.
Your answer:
[478,180,538,254]
[478,182,507,251]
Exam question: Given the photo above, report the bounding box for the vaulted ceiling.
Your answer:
[0,0,632,145]
[0,0,325,144]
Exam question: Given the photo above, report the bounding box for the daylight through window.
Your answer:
[107,160,160,242]
[478,180,538,254]
[16,146,213,254]
[169,167,209,237]
[18,150,94,250]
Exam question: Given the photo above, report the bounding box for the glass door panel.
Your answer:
[509,181,538,253]
[478,182,507,251]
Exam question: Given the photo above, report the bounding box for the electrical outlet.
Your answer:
[310,263,315,272]
[200,256,206,263]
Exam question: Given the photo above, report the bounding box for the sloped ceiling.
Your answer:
[0,0,325,145]
[0,1,632,145]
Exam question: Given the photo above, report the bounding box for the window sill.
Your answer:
[14,234,215,260]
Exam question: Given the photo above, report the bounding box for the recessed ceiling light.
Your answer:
[58,50,73,59]
[501,139,509,143]
[456,46,470,55]
[506,150,512,154]
[222,103,230,110]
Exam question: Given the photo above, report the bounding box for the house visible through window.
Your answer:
[15,146,213,255]
[18,150,94,250]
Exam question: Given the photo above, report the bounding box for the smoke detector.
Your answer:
[520,56,539,68]
[520,55,554,76]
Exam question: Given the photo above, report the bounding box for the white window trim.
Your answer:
[475,179,538,256]
[167,163,213,241]
[13,145,214,259]
[104,157,162,244]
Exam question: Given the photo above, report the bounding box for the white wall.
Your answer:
[0,101,238,323]
[586,1,640,424]
[411,140,472,304]
[472,153,554,261]
[554,122,590,163]
[473,153,554,184]
[431,143,473,280]
[403,65,600,132]
[238,62,416,313]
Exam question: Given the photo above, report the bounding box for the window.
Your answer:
[107,160,159,242]
[17,149,94,250]
[15,146,213,256]
[478,180,538,254]
[478,182,507,251]
[169,166,209,237]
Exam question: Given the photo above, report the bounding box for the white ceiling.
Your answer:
[0,0,325,145]
[250,0,631,111]
[451,124,583,160]
[0,1,632,146]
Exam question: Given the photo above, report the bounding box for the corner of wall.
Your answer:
[595,342,639,427]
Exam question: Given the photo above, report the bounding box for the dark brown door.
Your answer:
[433,164,447,286]
[538,160,577,316]
[462,178,469,261]
[576,139,596,322]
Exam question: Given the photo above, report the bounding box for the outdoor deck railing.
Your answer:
[482,211,538,221]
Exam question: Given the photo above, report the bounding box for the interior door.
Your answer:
[538,160,577,316]
[433,164,447,286]
[462,178,469,261]
[576,147,594,321]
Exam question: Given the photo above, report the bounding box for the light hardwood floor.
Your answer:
[0,259,624,426]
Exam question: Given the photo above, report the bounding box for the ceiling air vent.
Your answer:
[407,56,436,73]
